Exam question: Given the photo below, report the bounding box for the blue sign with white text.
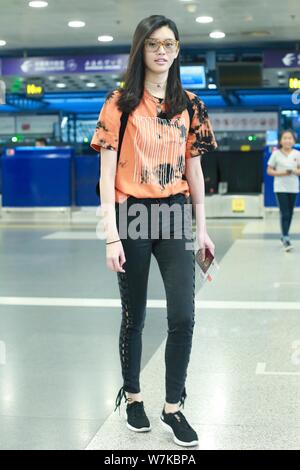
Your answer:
[180,66,206,89]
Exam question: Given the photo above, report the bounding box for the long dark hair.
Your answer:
[115,15,187,120]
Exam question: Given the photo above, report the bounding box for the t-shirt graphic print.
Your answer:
[132,115,187,190]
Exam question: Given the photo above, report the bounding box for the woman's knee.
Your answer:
[168,313,195,334]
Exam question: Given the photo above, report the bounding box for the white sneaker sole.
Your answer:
[127,422,151,433]
[160,417,199,447]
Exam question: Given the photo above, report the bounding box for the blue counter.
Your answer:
[2,146,74,207]
[74,154,100,206]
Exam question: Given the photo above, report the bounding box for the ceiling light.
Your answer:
[98,35,114,42]
[196,16,214,24]
[209,31,226,39]
[0,40,7,47]
[68,21,86,28]
[56,83,67,88]
[29,1,48,8]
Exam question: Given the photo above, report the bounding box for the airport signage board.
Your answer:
[209,112,278,131]
[289,72,300,89]
[26,82,44,97]
[179,66,206,89]
[0,54,129,76]
[264,50,300,68]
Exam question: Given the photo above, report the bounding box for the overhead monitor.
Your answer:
[180,65,206,89]
[217,63,262,88]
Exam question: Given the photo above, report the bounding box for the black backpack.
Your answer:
[95,91,194,197]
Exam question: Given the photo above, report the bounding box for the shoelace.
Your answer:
[179,387,187,409]
[114,386,128,415]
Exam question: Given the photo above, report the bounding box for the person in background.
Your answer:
[267,129,300,252]
[35,137,47,147]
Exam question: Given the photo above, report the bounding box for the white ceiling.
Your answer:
[0,0,300,52]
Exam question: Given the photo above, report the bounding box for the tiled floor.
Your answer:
[0,213,299,450]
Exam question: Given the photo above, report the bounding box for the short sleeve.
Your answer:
[90,90,122,153]
[185,94,218,159]
[267,152,277,168]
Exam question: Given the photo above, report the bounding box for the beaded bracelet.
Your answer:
[106,239,121,245]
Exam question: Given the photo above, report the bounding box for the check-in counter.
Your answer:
[74,154,100,206]
[2,146,74,208]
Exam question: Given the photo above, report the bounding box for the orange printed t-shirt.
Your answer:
[90,88,217,203]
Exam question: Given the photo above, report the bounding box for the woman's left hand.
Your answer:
[196,230,215,261]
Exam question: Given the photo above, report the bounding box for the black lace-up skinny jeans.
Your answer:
[114,193,196,411]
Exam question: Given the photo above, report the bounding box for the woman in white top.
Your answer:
[267,130,300,251]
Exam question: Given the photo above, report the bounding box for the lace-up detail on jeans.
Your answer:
[117,271,132,373]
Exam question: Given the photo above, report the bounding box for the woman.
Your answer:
[91,15,217,447]
[267,130,300,252]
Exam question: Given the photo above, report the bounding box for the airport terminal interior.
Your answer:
[0,0,300,451]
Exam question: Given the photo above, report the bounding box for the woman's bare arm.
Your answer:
[185,156,215,258]
[99,148,120,242]
[99,148,126,272]
[185,156,206,232]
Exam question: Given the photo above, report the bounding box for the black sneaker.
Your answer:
[126,401,151,432]
[160,408,199,447]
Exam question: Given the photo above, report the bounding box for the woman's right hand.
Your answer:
[106,240,126,273]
